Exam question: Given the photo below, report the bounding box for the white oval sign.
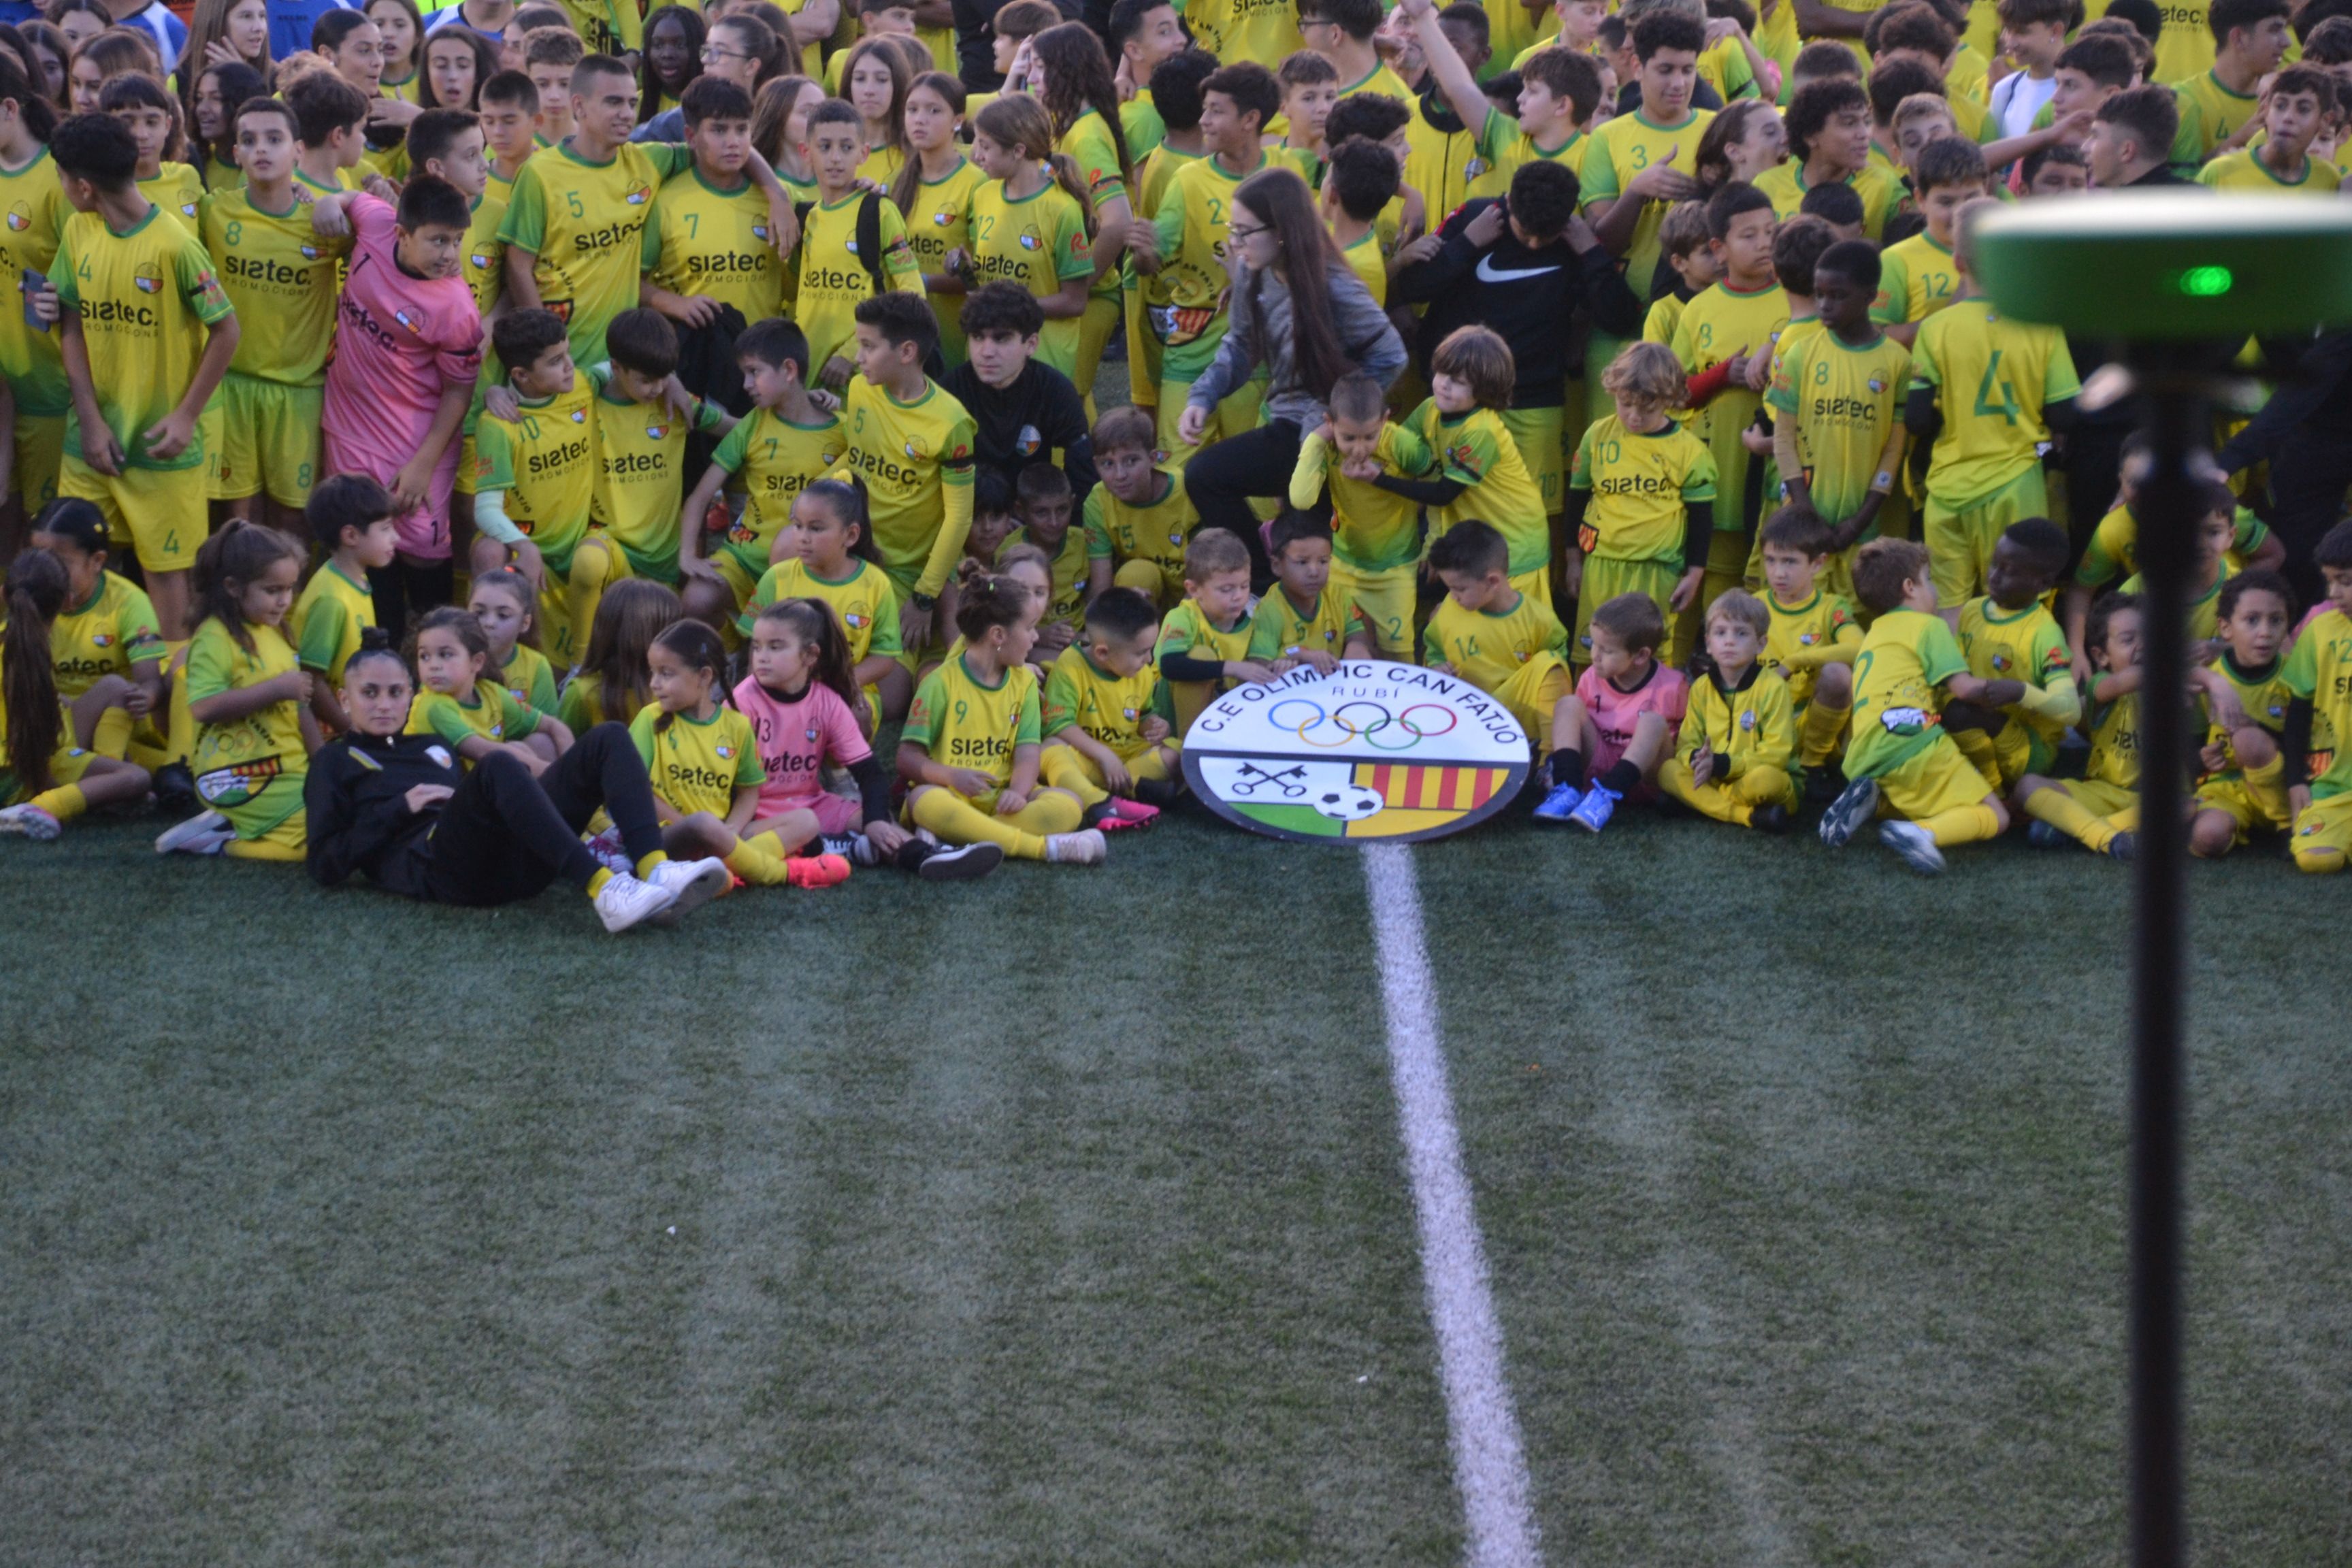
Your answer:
[1182,661,1531,843]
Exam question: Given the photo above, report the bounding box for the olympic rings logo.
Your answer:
[1263,698,1459,751]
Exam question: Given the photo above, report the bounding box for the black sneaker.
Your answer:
[1134,776,1181,806]
[153,760,198,816]
[1818,777,1880,848]
[1750,802,1792,835]
[910,839,1003,881]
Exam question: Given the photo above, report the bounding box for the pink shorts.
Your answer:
[759,788,861,834]
[321,429,459,561]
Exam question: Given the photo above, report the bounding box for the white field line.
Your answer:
[1361,843,1543,1568]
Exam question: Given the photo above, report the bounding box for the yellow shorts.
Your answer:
[1492,652,1571,753]
[710,547,761,609]
[2049,776,2138,823]
[1875,734,1996,822]
[14,409,62,514]
[210,374,322,507]
[61,452,208,573]
[2193,766,2291,843]
[1332,557,1416,659]
[1499,404,1566,517]
[1156,375,1262,456]
[2291,789,2352,872]
[0,741,96,805]
[1509,564,1553,621]
[1924,467,2046,610]
[1111,553,1186,610]
[1573,555,1676,664]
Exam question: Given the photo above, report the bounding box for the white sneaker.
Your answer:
[1043,827,1107,865]
[155,808,229,855]
[594,870,678,932]
[646,856,730,924]
[1878,819,1946,875]
[0,803,61,841]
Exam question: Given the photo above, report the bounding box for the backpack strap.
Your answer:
[856,191,889,299]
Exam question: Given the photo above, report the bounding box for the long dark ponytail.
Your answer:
[4,549,67,795]
[0,46,56,143]
[191,519,301,654]
[649,617,727,735]
[755,596,859,710]
[1233,167,1348,404]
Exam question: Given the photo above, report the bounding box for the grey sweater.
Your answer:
[1186,257,1407,431]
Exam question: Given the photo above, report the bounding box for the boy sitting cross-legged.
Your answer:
[1535,591,1690,833]
[1036,585,1183,824]
[1661,587,1800,833]
[1820,536,2023,875]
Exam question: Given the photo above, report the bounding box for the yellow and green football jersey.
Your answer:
[49,570,164,696]
[1958,595,2073,753]
[1424,587,1570,695]
[1908,299,2080,506]
[407,682,542,749]
[1752,160,1902,239]
[54,205,234,471]
[1765,328,1910,529]
[291,560,376,683]
[140,162,205,235]
[1672,278,1790,541]
[1568,415,1718,565]
[461,189,506,318]
[1578,108,1716,296]
[964,178,1092,376]
[737,555,904,662]
[200,186,348,385]
[842,376,976,598]
[1247,584,1371,664]
[2085,685,2144,790]
[1845,607,1965,778]
[471,368,600,572]
[1763,585,1861,708]
[1292,423,1432,574]
[791,191,924,377]
[500,642,558,715]
[186,618,306,777]
[2283,606,2352,798]
[0,148,70,418]
[630,701,762,816]
[1869,231,1961,328]
[1006,523,1088,637]
[706,404,845,581]
[2170,71,2260,167]
[2195,148,2343,194]
[898,155,987,361]
[1043,642,1171,757]
[903,653,1041,796]
[499,140,691,364]
[588,370,728,579]
[1408,402,1550,577]
[1083,464,1195,593]
[647,166,787,325]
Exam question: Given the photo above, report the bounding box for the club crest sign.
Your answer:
[1183,662,1531,843]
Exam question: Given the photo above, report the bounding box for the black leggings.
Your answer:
[420,723,666,906]
[370,559,456,646]
[2264,426,2352,608]
[1182,418,1301,588]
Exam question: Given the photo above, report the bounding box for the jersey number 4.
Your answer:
[1972,349,2021,427]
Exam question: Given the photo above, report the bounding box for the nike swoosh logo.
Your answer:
[1475,256,1563,283]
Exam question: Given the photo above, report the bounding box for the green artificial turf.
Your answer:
[2,800,2347,1566]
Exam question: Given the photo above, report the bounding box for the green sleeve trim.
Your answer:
[295,598,346,674]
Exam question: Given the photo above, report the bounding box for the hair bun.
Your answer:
[357,626,396,652]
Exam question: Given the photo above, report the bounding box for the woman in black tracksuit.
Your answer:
[303,631,730,932]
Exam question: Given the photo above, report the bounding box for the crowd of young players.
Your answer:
[2,0,2350,930]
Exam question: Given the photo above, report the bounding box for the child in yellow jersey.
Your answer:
[1757,507,1861,772]
[736,479,913,724]
[1642,201,1719,348]
[1950,518,2078,793]
[1424,520,1577,774]
[1320,135,1397,308]
[468,568,561,716]
[1567,342,1718,667]
[643,78,792,335]
[898,569,1105,862]
[1292,372,1433,660]
[1754,79,1901,238]
[1405,326,1553,604]
[2199,67,2341,193]
[27,500,165,748]
[1154,526,1267,734]
[1036,585,1181,826]
[0,549,150,841]
[587,308,734,589]
[1767,238,1910,591]
[1671,183,1786,620]
[2285,521,2352,872]
[558,578,679,736]
[2119,497,2240,647]
[794,99,927,390]
[1869,139,1978,347]
[2017,588,2142,859]
[1250,511,1376,674]
[630,618,850,887]
[292,475,399,736]
[1085,406,1197,608]
[841,293,979,656]
[2187,571,2298,860]
[1409,0,1601,186]
[1578,10,1715,303]
[470,308,612,666]
[894,70,987,363]
[52,112,240,644]
[406,606,574,766]
[2065,438,2282,664]
[0,61,69,521]
[954,96,1094,379]
[105,76,204,235]
[201,97,353,534]
[1662,589,1800,830]
[1819,538,2021,874]
[677,316,845,626]
[1007,464,1086,654]
[1906,202,2080,610]
[158,523,316,860]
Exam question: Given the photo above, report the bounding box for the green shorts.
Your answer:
[209,374,322,507]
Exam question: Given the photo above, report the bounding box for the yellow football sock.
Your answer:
[2024,787,2116,853]
[91,705,133,760]
[587,866,615,898]
[1799,694,1850,768]
[29,783,86,821]
[724,829,792,885]
[634,849,670,877]
[565,539,619,668]
[223,836,306,862]
[1037,744,1109,806]
[1918,802,2002,847]
[163,641,195,764]
[910,786,1049,859]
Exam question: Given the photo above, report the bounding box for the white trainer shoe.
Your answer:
[647,856,730,924]
[594,871,678,932]
[1043,827,1107,865]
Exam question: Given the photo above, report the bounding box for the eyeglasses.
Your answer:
[701,44,748,62]
[1227,222,1268,242]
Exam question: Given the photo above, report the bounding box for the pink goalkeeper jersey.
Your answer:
[732,674,871,815]
[1576,659,1688,784]
[321,193,481,559]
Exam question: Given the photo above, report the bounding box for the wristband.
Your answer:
[910,592,937,611]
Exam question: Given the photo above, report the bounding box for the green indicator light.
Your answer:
[2178,265,2234,297]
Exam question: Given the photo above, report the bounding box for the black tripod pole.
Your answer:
[2124,361,2200,1568]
